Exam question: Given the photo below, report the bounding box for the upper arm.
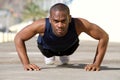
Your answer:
[15,19,45,41]
[76,18,109,40]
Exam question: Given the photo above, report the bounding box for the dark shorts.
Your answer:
[37,40,79,58]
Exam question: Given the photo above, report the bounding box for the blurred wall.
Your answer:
[68,0,120,42]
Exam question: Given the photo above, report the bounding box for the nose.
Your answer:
[57,22,63,28]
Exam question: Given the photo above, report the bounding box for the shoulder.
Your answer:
[74,18,91,27]
[33,18,46,27]
[73,18,90,34]
[73,18,94,32]
[31,18,46,33]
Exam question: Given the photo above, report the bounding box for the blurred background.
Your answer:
[0,0,120,43]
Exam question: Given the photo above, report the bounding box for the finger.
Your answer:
[24,64,40,71]
[86,64,92,71]
[24,64,35,71]
[84,66,88,71]
[85,66,91,71]
[24,66,32,71]
[28,64,39,71]
[96,67,100,71]
[31,64,41,71]
[87,67,92,71]
[91,67,96,71]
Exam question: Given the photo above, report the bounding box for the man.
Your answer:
[14,3,109,71]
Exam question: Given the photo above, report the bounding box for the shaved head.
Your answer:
[50,3,70,15]
[49,3,71,37]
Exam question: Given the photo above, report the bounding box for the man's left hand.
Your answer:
[84,64,100,71]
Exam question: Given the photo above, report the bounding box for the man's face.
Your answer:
[49,10,71,37]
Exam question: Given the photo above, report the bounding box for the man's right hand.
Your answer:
[23,64,41,71]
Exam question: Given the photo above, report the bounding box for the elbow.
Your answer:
[102,33,109,44]
[105,33,109,42]
[14,34,17,44]
[100,33,109,43]
[14,34,23,44]
[14,34,19,44]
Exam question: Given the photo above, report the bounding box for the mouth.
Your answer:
[54,29,66,37]
[57,29,64,33]
[57,29,62,32]
[53,27,68,37]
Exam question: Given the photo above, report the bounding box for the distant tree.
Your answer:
[23,1,47,21]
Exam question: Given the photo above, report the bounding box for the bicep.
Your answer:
[16,25,37,41]
[81,19,107,40]
[15,22,40,41]
[87,24,105,40]
[15,19,45,41]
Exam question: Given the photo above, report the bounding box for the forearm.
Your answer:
[94,46,106,66]
[17,47,30,65]
[14,37,30,65]
[94,37,109,66]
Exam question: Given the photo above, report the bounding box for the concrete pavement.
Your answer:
[0,37,120,80]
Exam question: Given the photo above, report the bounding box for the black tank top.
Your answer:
[37,18,78,52]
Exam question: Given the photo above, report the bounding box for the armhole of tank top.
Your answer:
[45,18,51,30]
[71,18,78,37]
[43,18,50,38]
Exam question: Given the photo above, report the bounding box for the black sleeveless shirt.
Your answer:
[37,18,79,52]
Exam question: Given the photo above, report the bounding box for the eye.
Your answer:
[61,20,66,23]
[54,20,59,23]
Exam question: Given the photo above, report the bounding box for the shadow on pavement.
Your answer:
[41,63,120,71]
[101,66,120,71]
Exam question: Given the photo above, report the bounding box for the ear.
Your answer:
[69,15,71,23]
[49,16,52,23]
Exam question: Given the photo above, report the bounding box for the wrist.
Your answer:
[22,61,30,66]
[93,61,101,67]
